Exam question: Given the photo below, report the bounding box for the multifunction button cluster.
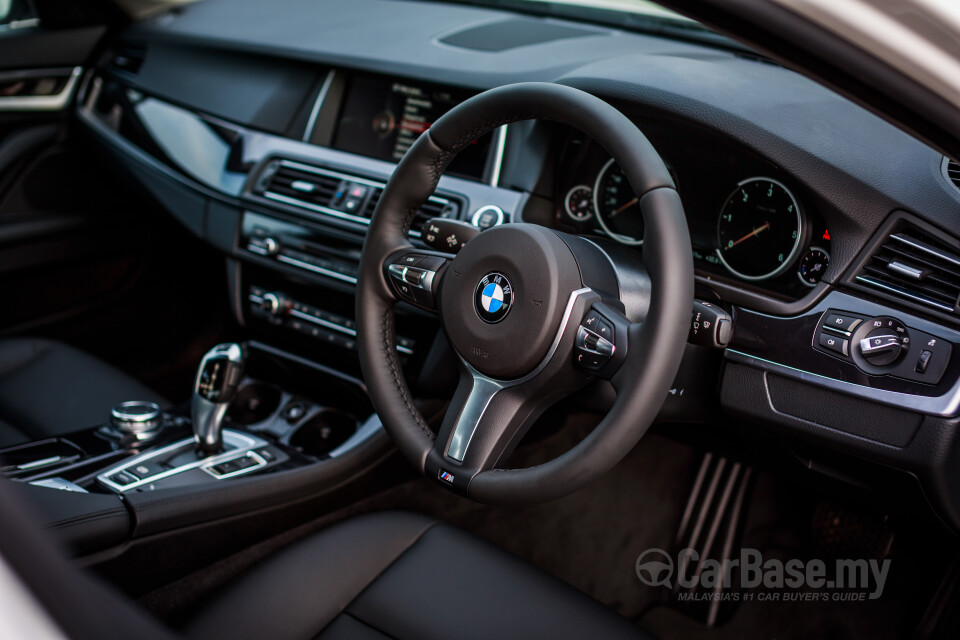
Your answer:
[814,308,952,384]
[386,253,446,309]
[576,310,616,371]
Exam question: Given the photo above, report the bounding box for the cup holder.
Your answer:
[228,383,283,426]
[289,410,358,456]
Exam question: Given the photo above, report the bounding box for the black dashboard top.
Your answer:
[121,0,960,291]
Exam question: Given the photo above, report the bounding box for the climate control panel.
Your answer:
[814,308,951,384]
[247,286,415,357]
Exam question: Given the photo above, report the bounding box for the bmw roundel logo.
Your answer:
[475,272,514,323]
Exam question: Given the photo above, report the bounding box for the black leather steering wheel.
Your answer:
[356,83,693,504]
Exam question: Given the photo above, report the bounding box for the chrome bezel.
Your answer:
[563,184,593,222]
[593,158,643,246]
[797,246,830,288]
[715,176,804,282]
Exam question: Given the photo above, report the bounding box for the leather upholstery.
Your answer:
[185,511,653,640]
[0,338,167,447]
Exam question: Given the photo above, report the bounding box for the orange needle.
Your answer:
[609,197,639,217]
[729,222,770,248]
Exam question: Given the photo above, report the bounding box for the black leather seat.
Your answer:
[0,338,167,447]
[185,511,652,640]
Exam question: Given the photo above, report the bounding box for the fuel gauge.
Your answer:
[798,247,830,287]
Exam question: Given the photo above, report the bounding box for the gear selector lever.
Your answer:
[192,343,245,456]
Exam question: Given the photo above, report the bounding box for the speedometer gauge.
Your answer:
[716,177,803,281]
[593,159,643,245]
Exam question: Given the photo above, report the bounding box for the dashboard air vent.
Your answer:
[945,157,960,192]
[855,224,960,314]
[256,160,460,237]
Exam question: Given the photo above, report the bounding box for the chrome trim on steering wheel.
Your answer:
[445,287,592,462]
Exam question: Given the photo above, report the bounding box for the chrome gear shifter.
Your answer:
[192,343,245,456]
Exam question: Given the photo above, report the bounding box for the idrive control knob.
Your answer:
[111,401,163,436]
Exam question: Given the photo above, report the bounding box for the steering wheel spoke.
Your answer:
[383,249,451,312]
[424,358,582,494]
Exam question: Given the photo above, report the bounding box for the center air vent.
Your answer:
[855,222,960,315]
[253,159,460,238]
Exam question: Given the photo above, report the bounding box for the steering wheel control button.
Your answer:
[422,218,480,253]
[818,331,849,356]
[387,258,442,309]
[688,301,733,348]
[823,312,863,335]
[582,311,614,342]
[398,253,424,266]
[474,273,514,323]
[577,326,615,359]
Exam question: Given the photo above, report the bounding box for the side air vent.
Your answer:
[255,159,460,237]
[855,224,960,315]
[944,157,960,193]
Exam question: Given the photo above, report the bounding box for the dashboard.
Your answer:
[75,0,960,529]
[550,124,832,299]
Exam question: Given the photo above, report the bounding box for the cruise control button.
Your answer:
[823,312,863,333]
[818,331,849,356]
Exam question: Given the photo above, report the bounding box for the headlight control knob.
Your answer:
[853,317,908,367]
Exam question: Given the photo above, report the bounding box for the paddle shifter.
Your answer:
[192,343,245,456]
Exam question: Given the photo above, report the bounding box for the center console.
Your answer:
[0,342,388,559]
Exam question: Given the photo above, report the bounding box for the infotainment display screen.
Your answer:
[332,75,493,181]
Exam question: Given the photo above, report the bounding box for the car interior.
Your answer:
[3,0,960,638]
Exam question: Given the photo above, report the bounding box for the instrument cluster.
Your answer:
[553,123,833,299]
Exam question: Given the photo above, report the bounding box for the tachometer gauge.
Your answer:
[593,159,643,245]
[716,177,803,280]
[564,185,594,222]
